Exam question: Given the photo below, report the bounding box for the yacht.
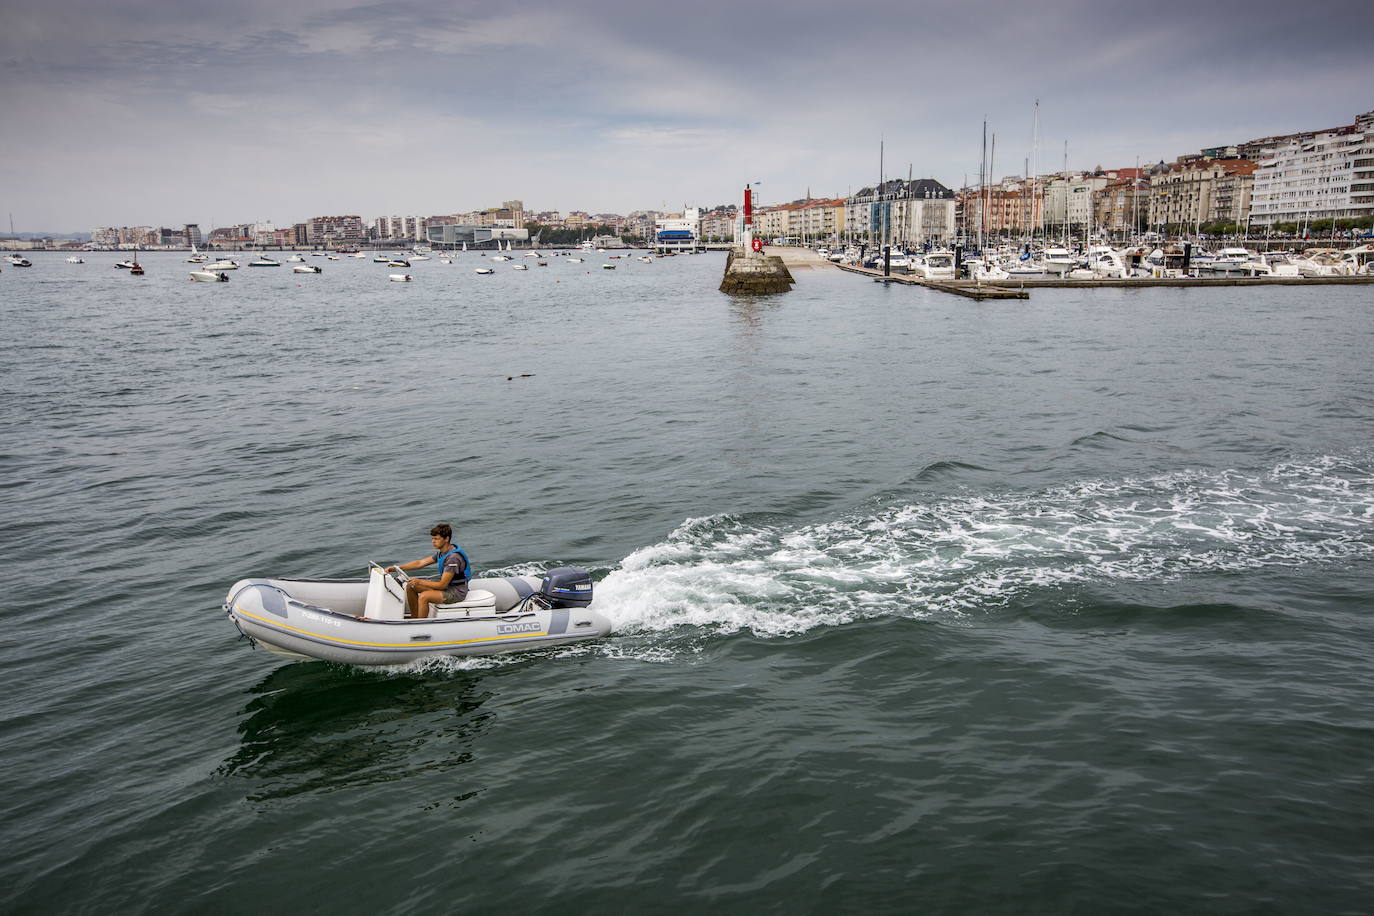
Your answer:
[205,258,239,270]
[248,256,281,267]
[1040,247,1079,276]
[5,254,33,267]
[1084,246,1127,279]
[1196,247,1257,276]
[907,251,957,280]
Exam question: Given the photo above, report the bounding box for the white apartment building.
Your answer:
[374,216,428,240]
[845,179,955,245]
[1249,110,1374,228]
[655,208,700,251]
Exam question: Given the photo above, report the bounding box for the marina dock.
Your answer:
[833,260,1374,299]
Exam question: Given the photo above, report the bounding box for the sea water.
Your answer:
[1,251,1372,912]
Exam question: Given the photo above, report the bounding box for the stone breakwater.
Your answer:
[719,248,795,294]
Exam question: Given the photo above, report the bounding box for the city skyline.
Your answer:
[4,0,1373,233]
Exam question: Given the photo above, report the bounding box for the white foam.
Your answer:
[593,455,1374,644]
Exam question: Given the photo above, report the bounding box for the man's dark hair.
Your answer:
[430,523,453,540]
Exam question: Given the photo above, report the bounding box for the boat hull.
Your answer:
[224,575,612,666]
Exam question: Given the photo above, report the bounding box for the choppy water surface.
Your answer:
[2,252,1373,913]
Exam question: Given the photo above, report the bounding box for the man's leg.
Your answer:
[416,589,445,619]
[404,580,419,616]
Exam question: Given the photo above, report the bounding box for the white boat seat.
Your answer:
[431,589,497,618]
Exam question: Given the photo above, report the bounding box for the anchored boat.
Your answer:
[224,565,611,665]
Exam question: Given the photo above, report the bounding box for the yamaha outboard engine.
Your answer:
[539,567,594,608]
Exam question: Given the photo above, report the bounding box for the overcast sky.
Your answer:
[3,0,1371,233]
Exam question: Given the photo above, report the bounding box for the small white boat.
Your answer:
[1040,247,1079,275]
[440,258,453,264]
[409,255,430,261]
[565,257,585,263]
[224,566,610,666]
[114,260,135,269]
[907,252,956,280]
[287,254,305,262]
[475,267,494,275]
[491,255,512,262]
[387,259,410,267]
[327,255,340,260]
[388,273,412,282]
[352,252,367,258]
[601,263,616,270]
[248,256,281,267]
[512,263,529,270]
[190,270,229,282]
[205,259,239,270]
[293,265,322,274]
[373,255,392,263]
[66,255,85,263]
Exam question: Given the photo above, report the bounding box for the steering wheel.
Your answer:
[369,560,410,583]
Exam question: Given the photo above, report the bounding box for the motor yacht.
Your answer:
[907,251,956,280]
[1040,247,1079,276]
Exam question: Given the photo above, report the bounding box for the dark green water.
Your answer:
[2,252,1373,913]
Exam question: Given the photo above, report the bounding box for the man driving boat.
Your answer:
[384,524,471,619]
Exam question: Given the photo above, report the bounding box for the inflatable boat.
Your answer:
[224,564,611,666]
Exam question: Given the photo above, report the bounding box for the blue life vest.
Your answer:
[433,544,471,582]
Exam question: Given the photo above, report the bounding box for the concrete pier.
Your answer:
[719,248,795,294]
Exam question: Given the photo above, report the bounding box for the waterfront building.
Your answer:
[1092,171,1150,236]
[1148,157,1256,231]
[183,224,202,247]
[306,215,365,247]
[1249,110,1374,230]
[960,181,1045,237]
[425,224,529,248]
[699,206,739,243]
[846,179,955,246]
[457,201,526,230]
[90,227,121,248]
[655,208,700,252]
[373,215,429,241]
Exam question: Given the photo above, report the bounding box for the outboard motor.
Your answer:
[539,567,594,608]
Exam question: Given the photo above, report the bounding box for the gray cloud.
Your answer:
[3,0,1371,232]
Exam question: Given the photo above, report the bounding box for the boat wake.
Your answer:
[595,454,1374,645]
[377,454,1374,672]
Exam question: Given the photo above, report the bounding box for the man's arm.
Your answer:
[387,556,435,573]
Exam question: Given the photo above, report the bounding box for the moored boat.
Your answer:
[388,273,412,282]
[223,566,611,665]
[190,270,230,282]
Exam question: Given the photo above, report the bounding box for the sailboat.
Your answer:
[187,242,207,263]
[130,248,145,276]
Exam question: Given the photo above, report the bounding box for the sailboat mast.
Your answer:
[989,132,996,245]
[1031,101,1040,242]
[979,119,987,252]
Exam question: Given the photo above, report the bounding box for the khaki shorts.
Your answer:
[441,583,469,604]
